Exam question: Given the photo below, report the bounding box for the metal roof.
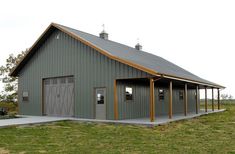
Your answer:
[10,23,224,88]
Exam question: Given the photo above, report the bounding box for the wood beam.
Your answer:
[184,83,188,116]
[218,89,220,110]
[205,87,207,112]
[150,78,155,122]
[212,88,214,111]
[114,79,118,120]
[196,86,199,114]
[169,81,173,119]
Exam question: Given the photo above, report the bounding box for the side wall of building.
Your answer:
[18,29,151,119]
[117,80,199,119]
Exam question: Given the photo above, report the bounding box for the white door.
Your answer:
[44,77,74,117]
[95,88,106,120]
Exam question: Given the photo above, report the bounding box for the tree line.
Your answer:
[0,51,26,102]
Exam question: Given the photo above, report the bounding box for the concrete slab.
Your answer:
[0,116,68,128]
[0,109,226,128]
[70,109,225,126]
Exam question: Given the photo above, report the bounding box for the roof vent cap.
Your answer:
[99,24,108,40]
[135,43,142,50]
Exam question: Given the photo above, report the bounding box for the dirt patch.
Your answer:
[0,148,10,154]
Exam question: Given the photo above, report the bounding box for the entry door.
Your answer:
[95,88,106,120]
[44,77,74,117]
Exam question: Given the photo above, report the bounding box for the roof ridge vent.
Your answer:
[99,24,108,40]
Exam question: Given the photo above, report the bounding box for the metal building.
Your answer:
[10,23,224,122]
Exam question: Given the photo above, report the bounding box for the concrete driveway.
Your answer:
[0,116,69,128]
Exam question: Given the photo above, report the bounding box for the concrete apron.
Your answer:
[0,109,226,128]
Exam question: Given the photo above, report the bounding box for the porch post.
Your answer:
[196,85,199,114]
[205,87,207,112]
[169,81,173,119]
[212,88,214,111]
[218,88,220,110]
[184,83,188,116]
[150,78,155,122]
[114,79,118,120]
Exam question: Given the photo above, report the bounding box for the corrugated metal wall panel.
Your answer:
[18,29,199,119]
[18,29,150,119]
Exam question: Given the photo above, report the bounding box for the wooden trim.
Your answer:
[184,83,188,116]
[196,86,199,114]
[53,23,159,76]
[218,89,220,110]
[161,74,224,89]
[169,81,173,119]
[10,23,55,76]
[10,23,225,89]
[150,78,155,122]
[212,88,214,111]
[49,23,225,89]
[116,77,152,80]
[205,87,207,112]
[114,79,118,120]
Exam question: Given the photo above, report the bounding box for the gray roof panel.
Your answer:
[59,24,221,87]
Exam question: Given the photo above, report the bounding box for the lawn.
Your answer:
[0,103,235,154]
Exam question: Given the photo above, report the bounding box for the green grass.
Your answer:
[0,104,235,153]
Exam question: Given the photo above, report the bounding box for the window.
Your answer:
[44,79,50,85]
[97,93,104,104]
[52,79,57,84]
[125,86,133,101]
[179,91,184,100]
[60,78,66,84]
[159,89,164,100]
[22,91,29,101]
[68,77,74,83]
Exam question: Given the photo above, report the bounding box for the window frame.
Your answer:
[158,89,164,101]
[125,86,133,101]
[22,91,29,102]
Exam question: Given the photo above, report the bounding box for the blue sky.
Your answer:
[0,0,234,98]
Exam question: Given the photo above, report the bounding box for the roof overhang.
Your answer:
[9,23,225,89]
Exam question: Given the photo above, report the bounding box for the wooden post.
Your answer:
[169,81,173,119]
[114,79,118,120]
[150,78,155,122]
[205,87,207,112]
[218,89,220,110]
[212,88,214,111]
[184,83,188,116]
[196,86,199,114]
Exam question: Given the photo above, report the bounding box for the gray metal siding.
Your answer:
[18,29,150,119]
[155,88,198,116]
[18,29,199,119]
[117,81,150,119]
[116,81,199,119]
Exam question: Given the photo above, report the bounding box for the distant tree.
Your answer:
[0,51,26,102]
[228,95,233,100]
[221,94,229,100]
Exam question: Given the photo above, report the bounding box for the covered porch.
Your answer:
[113,76,223,122]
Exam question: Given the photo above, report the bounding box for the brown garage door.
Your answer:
[43,76,75,117]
